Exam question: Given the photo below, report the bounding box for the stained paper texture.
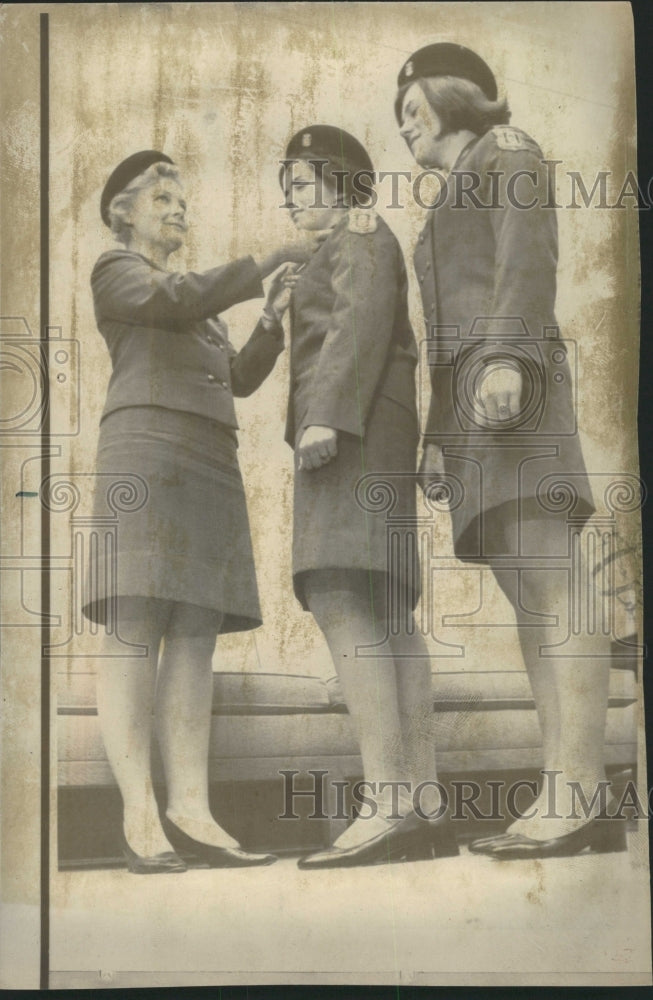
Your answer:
[0,1,650,989]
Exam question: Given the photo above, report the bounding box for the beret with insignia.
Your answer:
[395,43,497,122]
[280,125,374,190]
[101,150,174,227]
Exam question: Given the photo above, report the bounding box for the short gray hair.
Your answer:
[108,161,182,244]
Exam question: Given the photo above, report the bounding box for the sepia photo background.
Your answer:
[0,0,650,989]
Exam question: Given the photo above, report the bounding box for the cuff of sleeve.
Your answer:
[260,310,284,337]
[304,407,363,438]
[240,255,266,299]
[252,318,285,352]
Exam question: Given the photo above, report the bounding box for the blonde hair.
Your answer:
[108,161,182,244]
[398,75,510,136]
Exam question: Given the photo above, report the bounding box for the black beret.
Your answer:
[395,43,497,122]
[280,125,374,187]
[100,150,174,226]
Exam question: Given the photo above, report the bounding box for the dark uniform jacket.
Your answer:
[91,250,283,427]
[286,212,418,446]
[413,125,593,551]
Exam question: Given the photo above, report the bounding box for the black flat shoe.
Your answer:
[120,832,187,875]
[469,815,627,860]
[297,813,459,870]
[163,816,277,868]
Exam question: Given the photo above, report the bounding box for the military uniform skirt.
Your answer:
[432,346,595,560]
[292,394,421,611]
[81,405,262,633]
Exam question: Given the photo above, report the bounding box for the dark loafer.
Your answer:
[469,816,627,860]
[297,813,459,870]
[163,817,277,868]
[121,833,187,875]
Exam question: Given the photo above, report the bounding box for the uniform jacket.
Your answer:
[412,124,593,549]
[414,125,561,443]
[92,249,283,428]
[286,212,418,446]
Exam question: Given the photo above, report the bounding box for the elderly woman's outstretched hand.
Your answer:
[257,231,329,280]
[264,263,303,323]
[278,231,329,265]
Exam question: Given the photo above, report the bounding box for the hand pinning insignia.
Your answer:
[348,208,378,234]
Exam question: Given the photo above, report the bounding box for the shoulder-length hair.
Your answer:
[397,74,511,136]
[107,161,182,244]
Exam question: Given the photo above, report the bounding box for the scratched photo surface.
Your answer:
[0,0,650,989]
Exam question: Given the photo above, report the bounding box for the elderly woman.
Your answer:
[84,150,321,872]
[280,127,459,869]
[395,44,626,858]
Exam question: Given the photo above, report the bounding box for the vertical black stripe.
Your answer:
[39,11,50,992]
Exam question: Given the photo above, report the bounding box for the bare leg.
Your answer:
[492,518,612,838]
[391,626,442,816]
[155,602,238,848]
[95,598,173,856]
[304,570,416,847]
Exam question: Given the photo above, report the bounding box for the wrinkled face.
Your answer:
[399,82,446,169]
[284,159,342,231]
[126,176,188,253]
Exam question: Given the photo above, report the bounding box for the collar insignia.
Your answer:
[348,208,378,235]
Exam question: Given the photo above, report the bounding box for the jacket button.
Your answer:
[220,380,228,389]
[424,261,430,270]
[207,374,216,383]
[419,275,425,282]
[217,343,225,351]
[419,235,425,244]
[207,335,214,344]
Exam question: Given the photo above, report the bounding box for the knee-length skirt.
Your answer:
[445,365,595,560]
[292,394,421,611]
[81,405,262,633]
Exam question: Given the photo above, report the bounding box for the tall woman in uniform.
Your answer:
[395,45,625,858]
[84,150,321,872]
[280,127,459,869]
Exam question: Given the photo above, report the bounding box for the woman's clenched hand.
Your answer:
[297,425,338,471]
